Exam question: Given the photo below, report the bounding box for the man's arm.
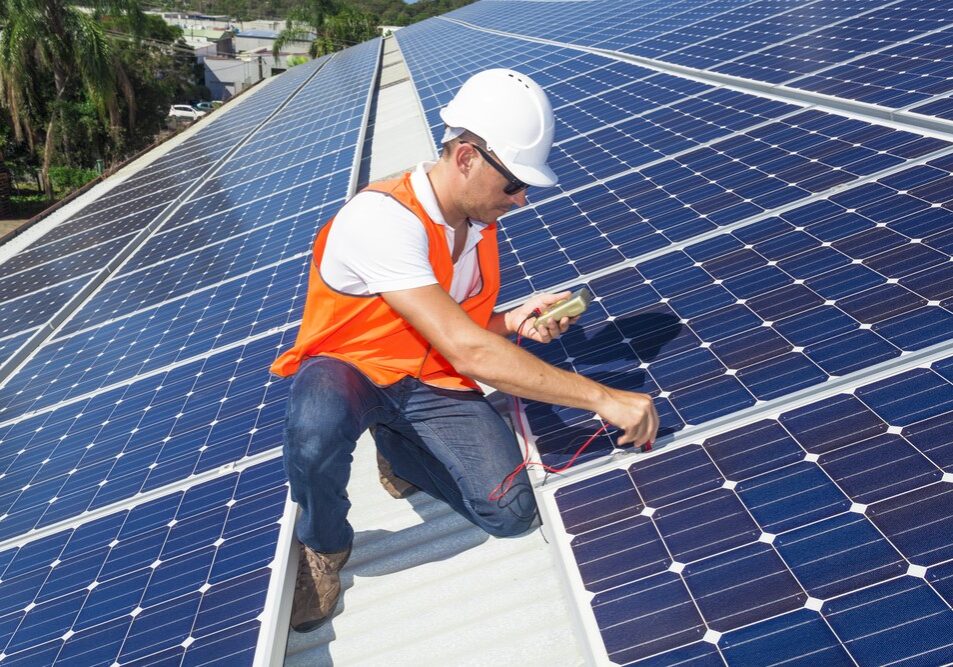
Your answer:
[383,284,658,446]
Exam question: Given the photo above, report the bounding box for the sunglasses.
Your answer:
[460,141,529,196]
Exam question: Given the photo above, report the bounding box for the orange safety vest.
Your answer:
[270,173,500,391]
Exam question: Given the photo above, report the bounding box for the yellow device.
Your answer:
[533,287,592,328]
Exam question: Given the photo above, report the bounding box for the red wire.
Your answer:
[488,315,610,501]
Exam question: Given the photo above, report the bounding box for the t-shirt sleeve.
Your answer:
[321,192,438,294]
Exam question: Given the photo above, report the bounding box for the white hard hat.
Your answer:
[440,69,557,188]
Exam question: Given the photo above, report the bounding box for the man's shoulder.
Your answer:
[328,189,425,246]
[336,188,417,222]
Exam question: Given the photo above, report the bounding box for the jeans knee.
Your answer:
[471,488,537,537]
[483,514,535,538]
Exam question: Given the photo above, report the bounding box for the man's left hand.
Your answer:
[506,291,579,343]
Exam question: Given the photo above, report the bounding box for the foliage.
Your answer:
[0,0,198,198]
[6,192,51,219]
[352,0,475,25]
[155,0,476,28]
[272,0,377,58]
[286,54,310,67]
[48,165,99,192]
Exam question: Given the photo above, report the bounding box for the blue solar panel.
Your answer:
[516,158,953,469]
[496,115,949,304]
[0,41,379,421]
[548,354,953,665]
[2,0,952,660]
[790,28,953,108]
[0,37,380,664]
[0,56,332,353]
[0,277,89,341]
[0,331,38,369]
[711,2,953,85]
[0,261,309,418]
[442,0,953,120]
[0,457,288,666]
[0,331,292,537]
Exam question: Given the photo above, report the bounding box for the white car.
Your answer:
[168,105,207,120]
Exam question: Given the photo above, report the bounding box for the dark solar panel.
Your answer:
[549,355,953,664]
[0,38,380,664]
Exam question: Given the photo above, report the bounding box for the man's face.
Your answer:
[463,146,529,222]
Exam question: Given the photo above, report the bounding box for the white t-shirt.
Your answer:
[321,162,486,303]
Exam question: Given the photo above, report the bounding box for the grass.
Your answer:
[3,191,56,222]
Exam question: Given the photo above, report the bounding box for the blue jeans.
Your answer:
[283,356,536,553]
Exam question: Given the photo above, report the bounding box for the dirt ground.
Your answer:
[0,198,53,241]
[0,219,28,238]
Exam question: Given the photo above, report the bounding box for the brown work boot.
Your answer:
[377,451,419,499]
[290,542,351,633]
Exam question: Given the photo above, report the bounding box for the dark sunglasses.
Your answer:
[460,141,529,195]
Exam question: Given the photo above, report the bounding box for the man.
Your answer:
[271,69,659,632]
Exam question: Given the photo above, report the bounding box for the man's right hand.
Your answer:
[595,389,659,447]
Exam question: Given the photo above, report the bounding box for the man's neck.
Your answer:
[426,161,469,232]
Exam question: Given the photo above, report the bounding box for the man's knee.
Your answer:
[471,487,538,537]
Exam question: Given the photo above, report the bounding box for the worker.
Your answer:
[271,69,659,633]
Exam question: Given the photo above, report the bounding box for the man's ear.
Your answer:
[454,141,475,177]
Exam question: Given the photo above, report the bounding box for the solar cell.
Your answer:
[0,258,309,416]
[0,332,39,369]
[444,0,953,121]
[0,38,380,665]
[790,27,953,109]
[1,0,951,660]
[0,56,334,367]
[0,329,292,539]
[0,40,378,423]
[0,277,89,341]
[711,2,953,84]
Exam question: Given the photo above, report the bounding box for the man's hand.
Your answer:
[505,291,579,343]
[595,389,659,447]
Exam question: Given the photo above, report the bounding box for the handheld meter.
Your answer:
[533,287,592,329]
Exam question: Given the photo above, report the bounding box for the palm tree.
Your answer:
[0,0,143,197]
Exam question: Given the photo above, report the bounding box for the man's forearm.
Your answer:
[460,329,613,414]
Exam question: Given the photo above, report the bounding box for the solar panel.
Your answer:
[444,0,953,119]
[2,0,952,662]
[542,353,953,665]
[394,8,953,664]
[0,457,291,665]
[0,38,380,664]
[789,27,953,108]
[0,42,379,419]
[0,56,333,374]
[516,156,953,470]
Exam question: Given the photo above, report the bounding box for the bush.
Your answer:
[48,166,99,194]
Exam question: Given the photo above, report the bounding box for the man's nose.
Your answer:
[510,189,528,207]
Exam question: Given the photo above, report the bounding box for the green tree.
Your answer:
[273,0,376,59]
[0,0,145,197]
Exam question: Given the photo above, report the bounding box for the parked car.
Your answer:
[193,101,215,112]
[168,105,206,120]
